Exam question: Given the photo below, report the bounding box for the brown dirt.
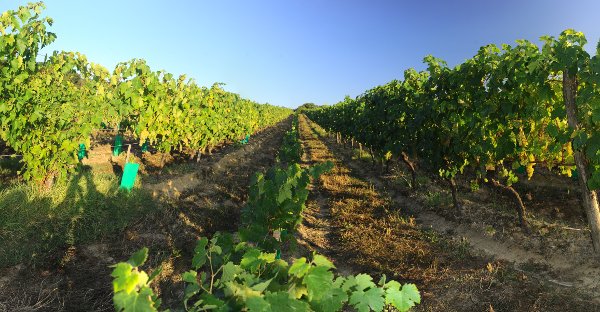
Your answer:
[0,119,290,311]
[297,114,599,312]
[144,124,285,199]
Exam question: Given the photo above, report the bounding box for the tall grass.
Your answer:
[0,167,158,267]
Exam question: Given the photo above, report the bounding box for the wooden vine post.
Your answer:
[563,69,600,252]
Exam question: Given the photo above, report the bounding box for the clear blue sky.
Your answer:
[2,1,600,108]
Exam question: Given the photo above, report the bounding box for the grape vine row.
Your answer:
[306,30,600,252]
[0,3,292,187]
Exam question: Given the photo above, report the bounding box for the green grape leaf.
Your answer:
[251,278,273,292]
[303,266,333,301]
[192,237,209,269]
[588,171,600,190]
[113,286,158,312]
[385,282,421,312]
[342,275,357,292]
[111,263,149,295]
[354,273,376,291]
[264,292,311,311]
[221,262,239,283]
[182,270,198,284]
[310,287,348,312]
[241,248,262,271]
[349,287,385,312]
[289,257,311,278]
[127,248,148,267]
[147,266,163,283]
[312,254,335,269]
[198,292,226,310]
[246,296,270,312]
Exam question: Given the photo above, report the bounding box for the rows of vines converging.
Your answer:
[0,2,292,186]
[111,120,421,312]
[276,115,303,165]
[306,30,600,252]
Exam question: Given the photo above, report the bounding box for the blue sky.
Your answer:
[2,1,599,108]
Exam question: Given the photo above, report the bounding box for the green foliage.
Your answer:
[0,3,292,187]
[111,247,163,312]
[303,29,600,208]
[0,3,88,185]
[277,116,303,164]
[306,37,575,190]
[239,161,333,252]
[111,162,419,311]
[295,103,320,114]
[108,63,291,155]
[114,234,420,312]
[0,170,157,267]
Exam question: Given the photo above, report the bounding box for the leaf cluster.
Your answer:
[0,3,292,186]
[112,234,420,312]
[239,161,333,252]
[306,29,600,189]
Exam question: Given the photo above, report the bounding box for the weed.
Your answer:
[485,225,497,236]
[424,190,451,208]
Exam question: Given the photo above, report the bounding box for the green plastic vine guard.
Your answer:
[240,134,250,145]
[120,162,139,191]
[113,134,123,156]
[141,140,149,153]
[274,229,287,260]
[77,143,86,161]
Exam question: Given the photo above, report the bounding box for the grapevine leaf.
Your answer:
[310,287,348,312]
[289,284,309,299]
[113,286,157,312]
[264,292,311,311]
[147,266,163,283]
[341,275,357,292]
[241,248,262,271]
[127,248,148,267]
[277,183,292,204]
[246,296,270,312]
[385,283,421,312]
[221,262,239,283]
[182,270,198,284]
[349,287,385,312]
[311,254,335,269]
[192,237,208,269]
[303,266,333,301]
[251,278,273,292]
[354,273,376,291]
[289,257,310,278]
[198,292,226,310]
[588,171,600,190]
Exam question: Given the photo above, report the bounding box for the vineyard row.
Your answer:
[306,29,600,252]
[0,2,292,186]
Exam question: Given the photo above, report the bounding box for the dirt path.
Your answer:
[412,210,600,289]
[295,117,358,276]
[297,114,599,311]
[0,120,290,311]
[145,121,289,199]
